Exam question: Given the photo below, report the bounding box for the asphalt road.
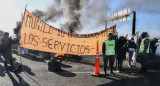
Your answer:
[0,54,160,86]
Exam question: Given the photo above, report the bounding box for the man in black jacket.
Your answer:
[0,32,16,73]
[127,38,137,68]
[150,38,159,59]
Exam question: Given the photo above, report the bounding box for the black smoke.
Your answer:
[31,0,110,33]
[13,21,22,37]
[13,0,110,34]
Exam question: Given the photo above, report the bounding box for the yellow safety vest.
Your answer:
[104,39,115,56]
[139,38,150,53]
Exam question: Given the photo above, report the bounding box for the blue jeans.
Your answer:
[118,59,123,71]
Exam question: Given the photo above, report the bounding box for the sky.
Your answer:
[0,0,160,38]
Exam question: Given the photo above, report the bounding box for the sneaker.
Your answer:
[128,64,131,68]
[104,74,108,77]
[116,70,120,73]
[110,72,115,75]
[12,68,16,72]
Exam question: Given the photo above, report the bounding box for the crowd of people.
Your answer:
[102,32,159,76]
[0,31,159,75]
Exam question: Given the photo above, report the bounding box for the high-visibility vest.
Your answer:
[104,39,115,56]
[139,38,150,53]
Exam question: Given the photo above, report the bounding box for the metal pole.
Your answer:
[132,11,136,36]
[18,4,27,38]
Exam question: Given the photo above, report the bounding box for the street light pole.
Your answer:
[132,11,136,36]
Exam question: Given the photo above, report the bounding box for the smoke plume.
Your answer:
[80,0,110,31]
[13,21,22,37]
[14,0,160,35]
[31,0,110,33]
[32,0,63,22]
[60,0,82,33]
[14,0,110,34]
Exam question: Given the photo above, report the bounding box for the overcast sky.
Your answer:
[0,0,160,38]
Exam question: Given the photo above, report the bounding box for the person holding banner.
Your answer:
[0,32,16,73]
[102,33,116,75]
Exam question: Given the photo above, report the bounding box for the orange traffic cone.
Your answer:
[92,41,100,76]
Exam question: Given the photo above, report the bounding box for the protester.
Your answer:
[102,33,116,75]
[0,32,16,73]
[139,32,150,73]
[116,36,127,72]
[150,38,159,59]
[127,38,137,68]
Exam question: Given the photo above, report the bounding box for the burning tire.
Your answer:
[47,59,61,72]
[48,66,61,72]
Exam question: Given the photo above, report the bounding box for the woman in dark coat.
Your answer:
[116,36,127,72]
